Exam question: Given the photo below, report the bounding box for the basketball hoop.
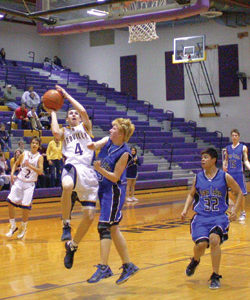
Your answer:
[128,22,159,43]
[123,0,164,43]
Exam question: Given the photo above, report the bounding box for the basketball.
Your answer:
[42,89,64,111]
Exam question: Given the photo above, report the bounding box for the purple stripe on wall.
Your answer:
[165,51,184,101]
[120,55,137,99]
[218,44,239,97]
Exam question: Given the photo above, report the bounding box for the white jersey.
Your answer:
[62,123,94,166]
[17,150,41,182]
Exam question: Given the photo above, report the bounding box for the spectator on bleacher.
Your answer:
[3,85,19,111]
[0,48,7,65]
[27,107,43,131]
[37,101,51,129]
[0,166,10,191]
[126,146,141,202]
[53,56,64,71]
[0,123,11,151]
[21,86,40,109]
[0,151,10,175]
[13,103,29,129]
[17,139,26,152]
[46,136,63,187]
[10,149,22,175]
[37,144,49,188]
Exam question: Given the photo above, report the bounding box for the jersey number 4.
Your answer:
[75,143,83,155]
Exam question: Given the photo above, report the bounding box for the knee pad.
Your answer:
[98,223,111,240]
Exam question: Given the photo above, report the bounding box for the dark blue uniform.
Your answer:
[97,139,131,225]
[191,169,230,244]
[226,143,247,195]
[126,155,141,179]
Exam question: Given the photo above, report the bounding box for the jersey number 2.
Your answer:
[75,143,83,155]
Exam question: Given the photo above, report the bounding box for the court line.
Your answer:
[1,242,248,300]
[0,199,185,224]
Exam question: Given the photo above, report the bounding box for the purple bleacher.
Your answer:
[137,171,172,180]
[135,178,188,189]
[138,164,158,172]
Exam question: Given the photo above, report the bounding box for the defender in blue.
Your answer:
[181,148,243,289]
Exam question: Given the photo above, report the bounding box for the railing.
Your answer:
[143,100,151,121]
[136,131,146,156]
[66,69,71,86]
[163,142,173,170]
[4,65,8,87]
[101,83,109,103]
[215,130,223,151]
[188,120,197,142]
[165,110,174,132]
[28,51,35,69]
[84,75,90,93]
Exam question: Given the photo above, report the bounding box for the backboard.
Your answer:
[173,35,206,63]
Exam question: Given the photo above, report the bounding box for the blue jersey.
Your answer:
[194,169,229,216]
[226,143,244,174]
[97,138,131,191]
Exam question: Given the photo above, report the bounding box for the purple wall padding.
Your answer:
[120,55,137,99]
[165,51,184,100]
[218,44,239,97]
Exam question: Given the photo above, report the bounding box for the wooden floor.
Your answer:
[0,190,249,300]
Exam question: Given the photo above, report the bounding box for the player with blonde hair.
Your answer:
[64,118,139,284]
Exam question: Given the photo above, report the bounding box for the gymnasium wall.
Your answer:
[0,20,249,140]
[0,22,59,64]
[58,21,250,141]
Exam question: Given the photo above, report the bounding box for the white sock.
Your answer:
[10,219,16,228]
[63,220,70,226]
[21,222,28,229]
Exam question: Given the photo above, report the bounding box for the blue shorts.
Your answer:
[229,172,247,195]
[98,184,126,225]
[191,214,230,245]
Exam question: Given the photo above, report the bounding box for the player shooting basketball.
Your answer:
[44,85,99,247]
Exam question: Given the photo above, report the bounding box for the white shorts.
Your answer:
[7,178,35,210]
[62,163,98,206]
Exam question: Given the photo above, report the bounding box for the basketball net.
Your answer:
[128,22,159,43]
[123,0,161,43]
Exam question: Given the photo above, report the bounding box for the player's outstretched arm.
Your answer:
[226,173,243,221]
[94,152,129,183]
[181,178,196,221]
[243,145,250,170]
[87,136,109,151]
[55,85,91,131]
[11,152,24,184]
[222,149,228,172]
[50,111,64,140]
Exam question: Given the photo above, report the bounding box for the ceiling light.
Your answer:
[0,13,5,19]
[87,9,108,17]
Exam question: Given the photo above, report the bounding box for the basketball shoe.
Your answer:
[64,241,78,269]
[186,257,200,276]
[17,224,27,239]
[116,262,139,285]
[87,265,113,283]
[239,211,246,221]
[6,225,18,237]
[209,272,222,289]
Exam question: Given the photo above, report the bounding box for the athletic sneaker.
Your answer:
[209,272,222,289]
[131,197,138,201]
[61,224,71,241]
[64,241,78,269]
[87,264,113,283]
[17,225,27,239]
[126,197,133,202]
[239,211,246,221]
[186,257,200,276]
[6,225,18,238]
[116,262,139,285]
